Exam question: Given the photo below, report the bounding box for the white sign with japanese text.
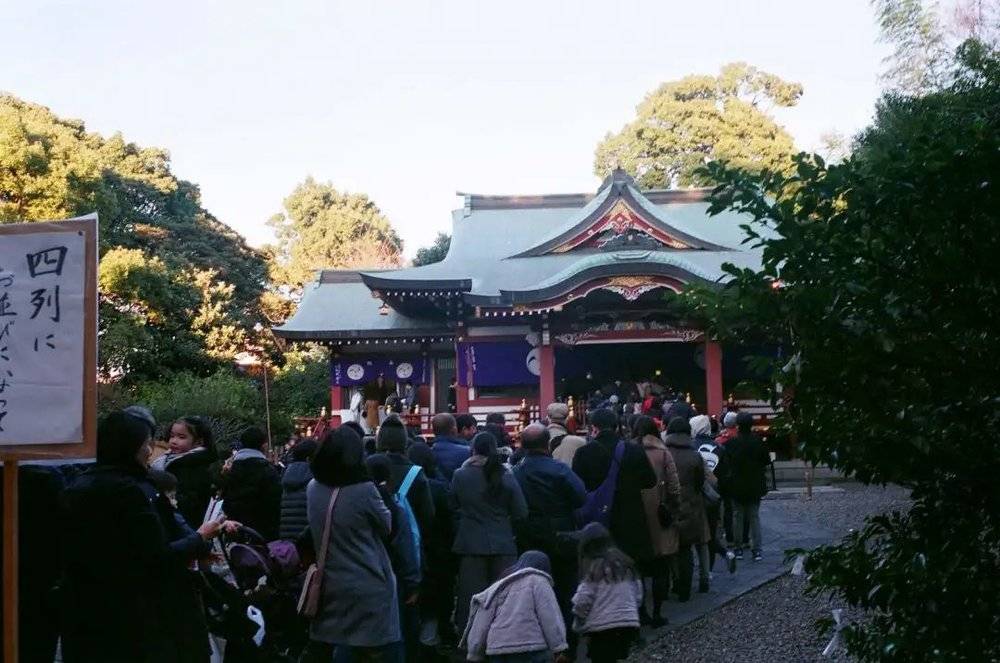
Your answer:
[0,230,86,445]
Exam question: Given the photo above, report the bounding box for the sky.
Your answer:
[3,0,885,257]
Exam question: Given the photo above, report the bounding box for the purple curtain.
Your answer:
[331,355,429,386]
[457,341,540,387]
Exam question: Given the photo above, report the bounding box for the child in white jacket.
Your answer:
[572,523,643,663]
[460,550,568,663]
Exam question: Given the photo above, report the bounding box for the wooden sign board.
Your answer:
[0,215,97,459]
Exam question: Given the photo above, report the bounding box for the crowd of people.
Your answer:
[39,396,770,663]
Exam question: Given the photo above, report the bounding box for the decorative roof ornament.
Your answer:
[511,177,728,258]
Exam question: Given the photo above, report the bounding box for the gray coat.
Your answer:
[306,480,400,647]
[451,457,528,556]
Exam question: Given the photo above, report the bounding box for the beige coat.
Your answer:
[640,435,682,557]
[548,422,586,467]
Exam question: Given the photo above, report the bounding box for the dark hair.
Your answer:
[366,454,392,484]
[666,416,691,435]
[736,411,754,434]
[485,412,506,426]
[472,431,505,499]
[148,469,178,493]
[407,441,439,479]
[312,426,370,487]
[97,411,152,470]
[340,421,366,440]
[455,414,478,432]
[432,413,456,437]
[376,415,408,453]
[590,408,618,433]
[485,422,510,447]
[709,416,720,436]
[239,426,267,451]
[291,437,318,462]
[175,416,218,461]
[577,522,637,583]
[631,415,660,441]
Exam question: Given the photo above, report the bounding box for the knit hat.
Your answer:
[546,402,569,424]
[377,416,408,452]
[723,411,738,428]
[123,405,157,436]
[690,414,711,438]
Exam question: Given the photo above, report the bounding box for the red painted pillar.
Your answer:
[539,343,556,409]
[329,386,343,426]
[456,343,470,413]
[705,340,723,418]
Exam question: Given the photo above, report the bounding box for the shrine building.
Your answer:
[274,168,771,430]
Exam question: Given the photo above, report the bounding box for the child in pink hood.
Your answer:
[460,550,568,663]
[572,523,643,663]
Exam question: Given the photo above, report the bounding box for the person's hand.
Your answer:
[197,516,226,541]
[221,520,242,534]
[222,458,234,474]
[405,592,419,606]
[554,654,571,663]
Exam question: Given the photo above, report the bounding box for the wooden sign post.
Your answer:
[0,215,98,662]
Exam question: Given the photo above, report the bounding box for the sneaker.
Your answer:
[726,550,737,574]
[735,549,744,561]
[753,552,763,562]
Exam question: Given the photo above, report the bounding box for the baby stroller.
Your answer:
[201,525,305,662]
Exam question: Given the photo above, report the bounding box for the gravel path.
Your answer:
[629,484,910,663]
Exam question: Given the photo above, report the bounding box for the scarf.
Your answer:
[462,454,489,468]
[150,446,207,472]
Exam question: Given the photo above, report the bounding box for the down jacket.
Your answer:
[571,576,643,634]
[461,568,568,661]
[279,461,312,540]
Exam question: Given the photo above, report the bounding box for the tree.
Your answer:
[685,43,1000,660]
[0,94,267,383]
[267,177,402,287]
[873,0,1000,94]
[593,63,802,189]
[412,232,450,266]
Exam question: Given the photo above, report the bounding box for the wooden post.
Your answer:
[455,343,470,413]
[3,456,18,663]
[705,340,724,418]
[329,386,343,426]
[539,343,556,410]
[262,360,273,449]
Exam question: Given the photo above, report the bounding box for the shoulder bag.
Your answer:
[297,487,340,618]
[656,449,674,528]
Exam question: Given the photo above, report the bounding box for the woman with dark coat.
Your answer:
[663,416,711,600]
[151,416,218,527]
[408,440,460,646]
[60,411,227,663]
[279,437,317,540]
[301,426,400,662]
[572,408,658,567]
[450,431,528,633]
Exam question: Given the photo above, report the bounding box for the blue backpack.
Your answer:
[396,465,422,568]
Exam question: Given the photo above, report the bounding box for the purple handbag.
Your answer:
[575,441,625,528]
